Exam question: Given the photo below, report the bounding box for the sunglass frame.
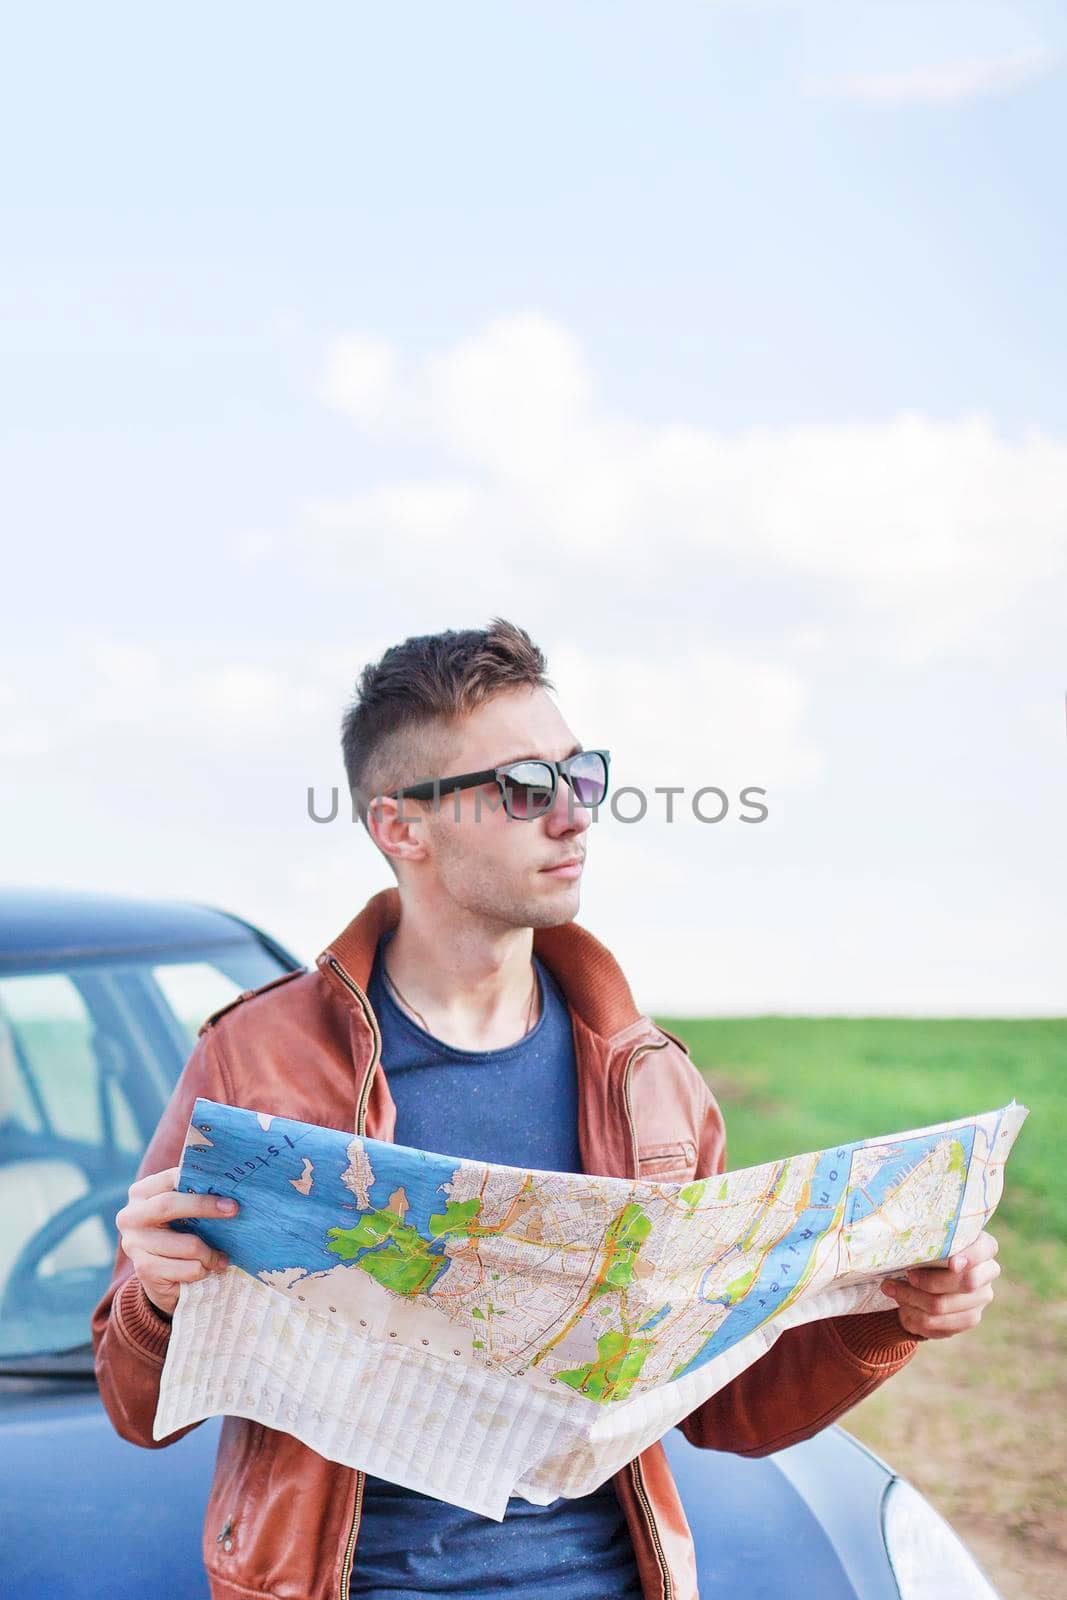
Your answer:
[384,749,611,821]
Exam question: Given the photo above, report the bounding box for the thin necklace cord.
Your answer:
[382,956,539,1040]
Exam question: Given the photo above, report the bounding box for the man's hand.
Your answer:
[881,1230,1001,1339]
[115,1166,239,1319]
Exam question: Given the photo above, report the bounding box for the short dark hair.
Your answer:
[341,618,554,838]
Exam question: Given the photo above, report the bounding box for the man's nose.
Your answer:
[545,777,595,835]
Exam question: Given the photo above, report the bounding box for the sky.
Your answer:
[2,0,1064,1015]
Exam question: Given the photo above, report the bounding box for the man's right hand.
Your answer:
[115,1166,239,1319]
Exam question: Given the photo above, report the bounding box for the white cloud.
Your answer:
[231,527,280,563]
[55,637,357,761]
[808,47,1056,106]
[12,316,1050,1013]
[426,313,594,484]
[305,481,482,545]
[547,642,822,796]
[316,315,1067,665]
[318,333,399,427]
[0,718,52,759]
[64,637,411,777]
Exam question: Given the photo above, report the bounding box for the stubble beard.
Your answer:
[436,837,583,932]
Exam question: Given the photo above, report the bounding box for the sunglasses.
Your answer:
[383,749,611,821]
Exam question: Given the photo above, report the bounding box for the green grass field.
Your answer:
[653,1017,1065,1298]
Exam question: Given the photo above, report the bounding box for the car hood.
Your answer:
[2,1382,897,1599]
[661,1423,900,1600]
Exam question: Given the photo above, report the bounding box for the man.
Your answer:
[91,617,1001,1600]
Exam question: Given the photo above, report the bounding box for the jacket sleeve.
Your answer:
[676,1071,922,1457]
[90,1024,234,1449]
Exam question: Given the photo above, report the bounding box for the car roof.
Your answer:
[0,885,273,965]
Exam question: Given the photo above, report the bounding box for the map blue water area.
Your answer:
[844,1128,974,1240]
[637,1303,672,1332]
[675,1144,848,1380]
[169,1097,468,1283]
[673,1126,970,1383]
[361,1143,466,1240]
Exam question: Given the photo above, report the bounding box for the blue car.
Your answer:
[0,887,1001,1598]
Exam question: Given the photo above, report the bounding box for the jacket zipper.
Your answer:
[328,955,383,1135]
[622,1037,674,1600]
[338,1469,366,1600]
[327,954,382,1600]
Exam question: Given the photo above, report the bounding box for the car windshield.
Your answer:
[0,939,292,1365]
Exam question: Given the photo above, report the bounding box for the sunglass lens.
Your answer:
[502,762,555,819]
[567,752,608,806]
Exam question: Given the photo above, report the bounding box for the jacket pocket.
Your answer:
[637,1139,697,1179]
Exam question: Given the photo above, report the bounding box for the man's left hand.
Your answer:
[881,1230,1001,1339]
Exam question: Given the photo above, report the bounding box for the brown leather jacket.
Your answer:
[91,887,920,1600]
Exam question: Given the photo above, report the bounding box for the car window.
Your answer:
[1,973,141,1152]
[0,940,290,1364]
[151,960,253,1048]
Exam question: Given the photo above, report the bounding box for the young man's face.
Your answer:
[396,685,594,931]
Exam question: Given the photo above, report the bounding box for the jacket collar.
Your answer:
[320,885,644,1043]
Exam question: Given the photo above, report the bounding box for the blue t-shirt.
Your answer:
[348,931,644,1600]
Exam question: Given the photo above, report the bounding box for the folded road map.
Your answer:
[154,1096,1027,1518]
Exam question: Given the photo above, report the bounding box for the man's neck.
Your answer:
[381,910,539,1052]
